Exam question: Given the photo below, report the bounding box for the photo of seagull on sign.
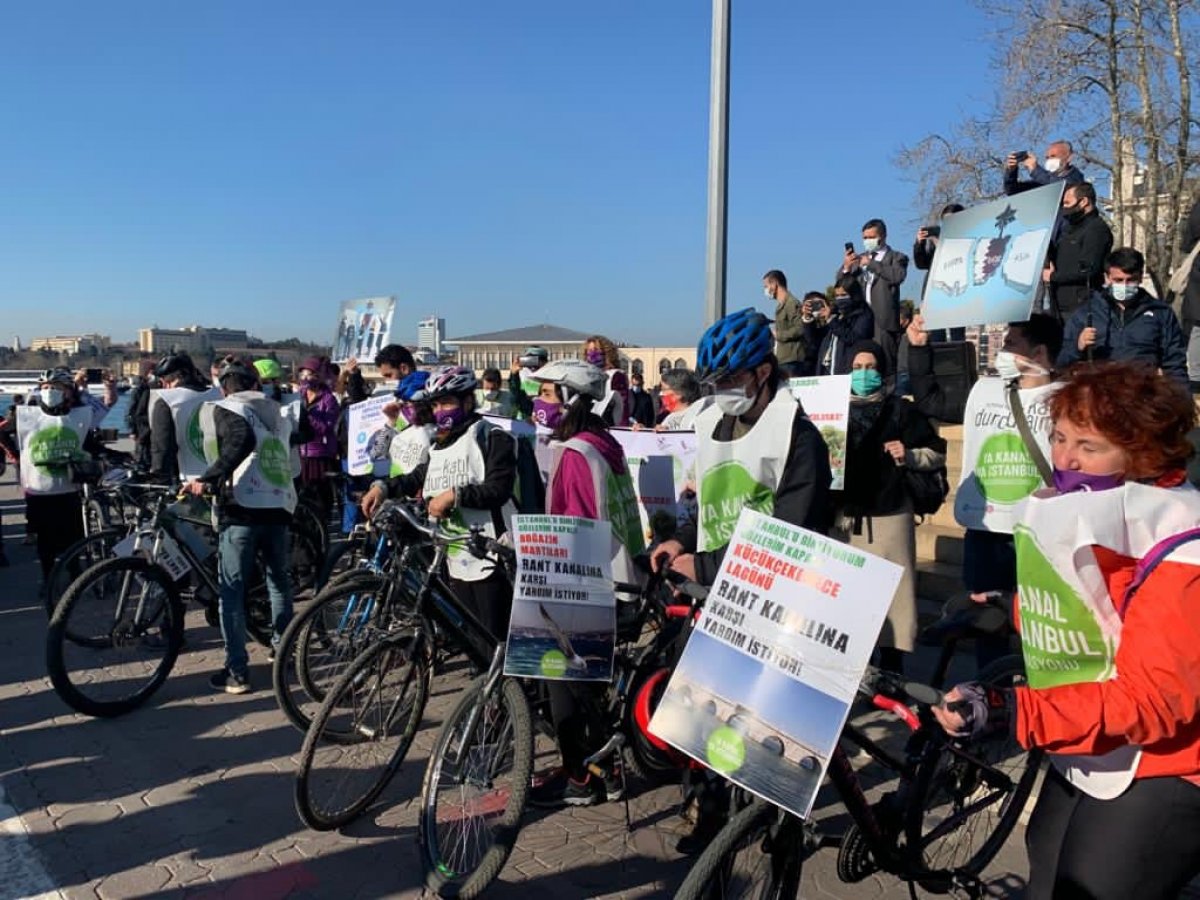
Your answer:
[539,603,606,673]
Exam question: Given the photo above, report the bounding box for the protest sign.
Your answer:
[649,508,902,819]
[504,515,616,682]
[482,414,553,484]
[787,375,851,490]
[955,378,1058,533]
[331,296,397,364]
[921,183,1064,329]
[610,428,699,540]
[346,395,395,476]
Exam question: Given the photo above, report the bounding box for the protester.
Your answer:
[763,269,811,377]
[934,361,1200,900]
[655,369,709,430]
[125,359,158,469]
[1058,247,1188,384]
[187,361,295,693]
[374,372,433,480]
[373,344,416,386]
[149,352,218,483]
[360,366,518,639]
[1004,140,1085,195]
[509,345,549,419]
[1177,195,1200,392]
[532,380,566,429]
[913,203,966,341]
[296,356,341,520]
[1043,182,1113,321]
[839,218,909,375]
[627,371,656,427]
[806,276,875,376]
[527,359,644,808]
[475,367,518,417]
[251,358,285,402]
[582,335,629,426]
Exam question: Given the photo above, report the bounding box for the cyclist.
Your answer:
[187,361,296,694]
[253,358,285,402]
[150,352,218,482]
[374,370,433,478]
[295,356,341,521]
[475,367,518,418]
[934,362,1200,900]
[583,335,630,426]
[360,366,518,639]
[527,359,645,807]
[509,345,549,419]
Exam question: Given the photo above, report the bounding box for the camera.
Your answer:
[1013,150,1030,162]
[922,225,941,238]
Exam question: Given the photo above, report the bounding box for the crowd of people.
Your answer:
[8,143,1200,896]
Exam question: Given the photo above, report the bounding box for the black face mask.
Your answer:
[1063,204,1086,223]
[833,296,854,314]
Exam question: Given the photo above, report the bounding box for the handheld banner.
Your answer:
[609,428,699,541]
[504,515,616,682]
[346,395,396,476]
[955,378,1058,533]
[921,183,1064,329]
[649,508,901,819]
[331,296,397,364]
[787,375,851,491]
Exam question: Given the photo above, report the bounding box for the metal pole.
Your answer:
[704,0,730,327]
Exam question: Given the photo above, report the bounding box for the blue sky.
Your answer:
[0,1,997,349]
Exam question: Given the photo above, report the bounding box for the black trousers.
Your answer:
[26,491,84,579]
[1026,767,1200,899]
[447,570,512,643]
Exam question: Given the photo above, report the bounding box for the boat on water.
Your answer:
[0,369,129,396]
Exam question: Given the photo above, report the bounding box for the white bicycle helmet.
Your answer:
[423,365,478,400]
[530,359,607,401]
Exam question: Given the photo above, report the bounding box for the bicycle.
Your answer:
[673,659,1042,900]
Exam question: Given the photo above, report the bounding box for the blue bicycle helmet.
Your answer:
[395,370,430,401]
[695,308,774,382]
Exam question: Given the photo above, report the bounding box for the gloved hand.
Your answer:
[932,682,1014,740]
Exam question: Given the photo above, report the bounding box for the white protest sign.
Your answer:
[610,428,699,540]
[504,515,616,681]
[787,375,851,491]
[955,378,1058,533]
[649,508,902,819]
[346,395,395,476]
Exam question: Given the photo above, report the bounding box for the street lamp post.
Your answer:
[704,0,731,327]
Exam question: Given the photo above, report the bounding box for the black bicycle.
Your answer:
[674,659,1041,899]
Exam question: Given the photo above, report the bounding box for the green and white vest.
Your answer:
[16,406,93,496]
[200,391,297,513]
[389,422,432,477]
[149,386,221,480]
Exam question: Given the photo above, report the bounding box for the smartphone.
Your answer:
[85,368,103,384]
[1014,150,1030,162]
[844,242,855,253]
[923,225,941,238]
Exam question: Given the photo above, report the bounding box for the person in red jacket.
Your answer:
[935,360,1200,900]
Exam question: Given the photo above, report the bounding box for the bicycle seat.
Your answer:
[919,594,1009,645]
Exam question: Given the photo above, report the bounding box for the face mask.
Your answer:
[764,286,774,300]
[862,238,880,253]
[1044,157,1062,174]
[850,369,883,397]
[483,389,499,401]
[1109,283,1139,303]
[585,349,605,367]
[833,296,853,314]
[41,387,64,408]
[435,406,467,433]
[714,378,758,416]
[532,399,563,428]
[299,377,320,391]
[661,393,681,414]
[994,350,1048,382]
[1052,468,1125,494]
[631,385,642,394]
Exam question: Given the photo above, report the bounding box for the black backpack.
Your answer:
[475,421,546,515]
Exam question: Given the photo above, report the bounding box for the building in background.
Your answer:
[452,324,595,372]
[417,316,446,356]
[30,333,111,355]
[622,347,697,381]
[138,325,249,356]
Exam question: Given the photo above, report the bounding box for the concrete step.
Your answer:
[915,523,964,567]
[917,559,962,602]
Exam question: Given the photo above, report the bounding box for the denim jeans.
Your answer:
[218,522,292,677]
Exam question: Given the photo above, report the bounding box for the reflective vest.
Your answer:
[389,422,432,477]
[278,396,302,478]
[149,386,221,480]
[549,437,645,593]
[200,391,297,513]
[423,420,516,582]
[16,405,92,495]
[693,389,798,552]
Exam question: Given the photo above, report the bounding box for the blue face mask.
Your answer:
[850,369,883,397]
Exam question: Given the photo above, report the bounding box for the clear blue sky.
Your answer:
[0,1,997,350]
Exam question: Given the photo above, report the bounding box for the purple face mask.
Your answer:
[585,349,604,367]
[532,399,563,428]
[1052,468,1125,494]
[435,406,467,432]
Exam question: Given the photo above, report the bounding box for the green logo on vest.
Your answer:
[540,650,568,677]
[975,433,1042,503]
[29,426,80,468]
[607,471,646,555]
[187,408,205,460]
[1014,526,1113,689]
[700,461,774,549]
[705,724,746,774]
[258,437,291,487]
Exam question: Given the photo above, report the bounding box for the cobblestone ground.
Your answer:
[0,474,1032,899]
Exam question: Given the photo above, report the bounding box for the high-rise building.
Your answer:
[417,316,446,355]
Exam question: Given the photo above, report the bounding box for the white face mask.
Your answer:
[995,350,1048,383]
[863,237,880,253]
[41,387,64,407]
[1044,157,1062,174]
[714,379,758,416]
[764,286,774,300]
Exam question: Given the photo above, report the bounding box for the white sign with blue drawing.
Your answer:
[920,183,1065,329]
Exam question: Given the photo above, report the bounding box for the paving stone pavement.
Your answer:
[0,472,1033,899]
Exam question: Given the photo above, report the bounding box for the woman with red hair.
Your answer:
[935,361,1200,899]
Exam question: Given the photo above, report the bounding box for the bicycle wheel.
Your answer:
[904,654,1043,890]
[272,573,390,737]
[46,557,184,718]
[419,677,533,899]
[675,799,805,900]
[45,528,124,620]
[294,630,431,830]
